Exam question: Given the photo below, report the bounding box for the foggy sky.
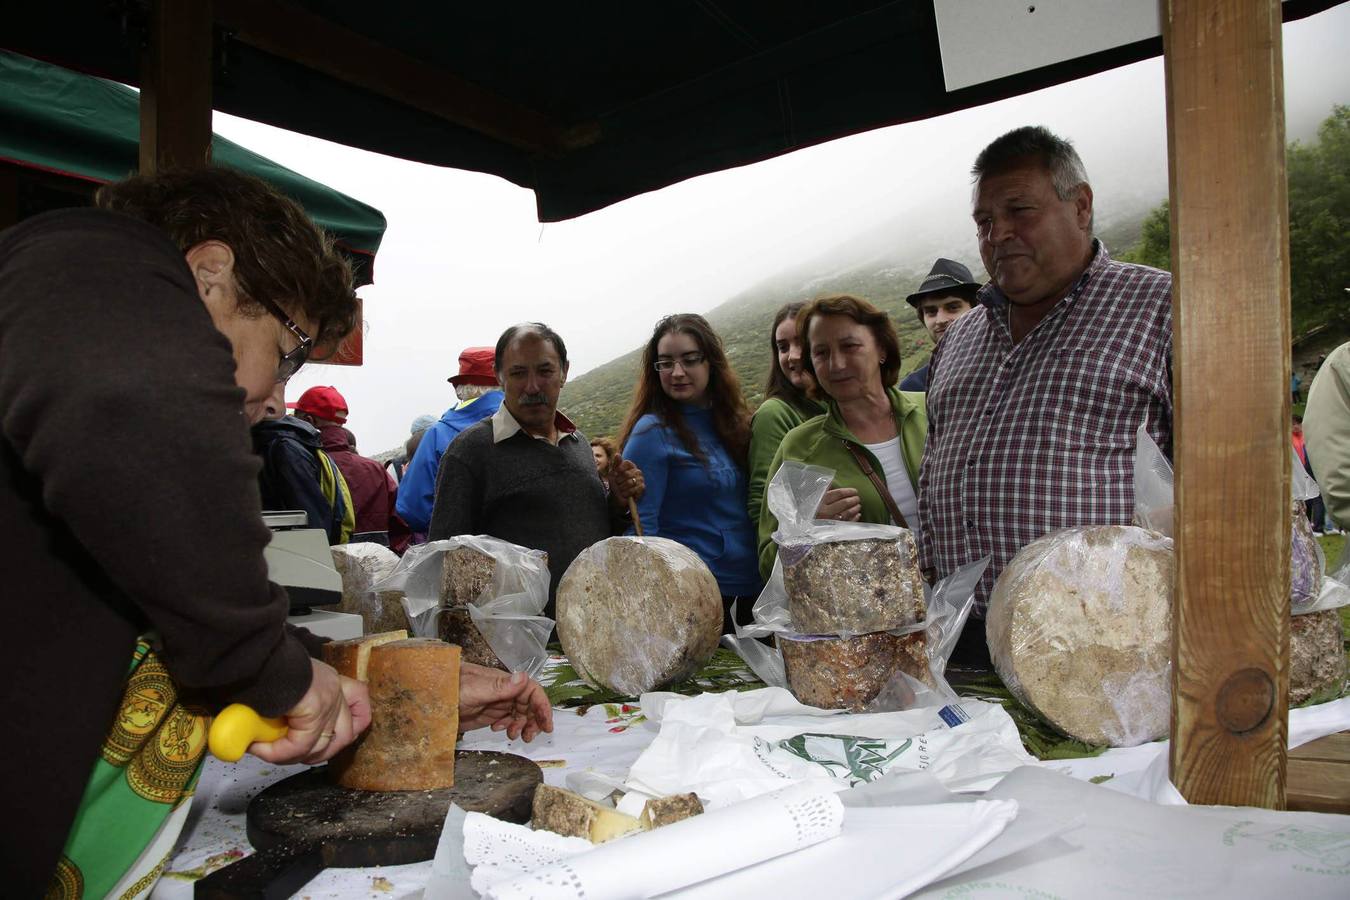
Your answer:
[211,4,1350,455]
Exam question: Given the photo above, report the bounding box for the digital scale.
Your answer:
[263,511,363,641]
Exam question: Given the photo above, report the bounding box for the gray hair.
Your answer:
[454,383,496,402]
[972,125,1090,200]
[494,322,569,372]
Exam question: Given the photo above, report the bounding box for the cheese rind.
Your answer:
[639,793,704,829]
[321,629,408,682]
[1290,609,1347,705]
[531,784,645,843]
[556,537,721,695]
[438,606,506,670]
[329,637,460,791]
[780,631,931,711]
[331,543,406,633]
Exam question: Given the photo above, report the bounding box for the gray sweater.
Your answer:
[429,419,618,615]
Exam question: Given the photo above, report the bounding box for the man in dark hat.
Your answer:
[899,258,983,391]
[396,346,505,532]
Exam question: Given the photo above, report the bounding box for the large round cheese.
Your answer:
[556,537,721,695]
[331,542,406,633]
[986,525,1174,747]
[780,630,931,711]
[780,534,925,635]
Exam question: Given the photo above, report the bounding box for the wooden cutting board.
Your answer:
[195,749,542,899]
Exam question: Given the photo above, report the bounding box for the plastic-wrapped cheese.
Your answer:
[1290,609,1346,706]
[780,631,931,711]
[440,544,498,607]
[556,537,721,695]
[1290,500,1325,611]
[780,534,925,635]
[439,606,506,670]
[328,638,460,791]
[331,542,406,633]
[987,525,1174,747]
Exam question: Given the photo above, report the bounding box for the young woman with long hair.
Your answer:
[618,314,761,631]
[746,301,826,526]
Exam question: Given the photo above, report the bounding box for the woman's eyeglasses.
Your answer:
[255,295,314,383]
[653,352,707,373]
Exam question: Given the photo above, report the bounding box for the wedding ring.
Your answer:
[320,731,336,739]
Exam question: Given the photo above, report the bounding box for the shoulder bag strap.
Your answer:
[842,440,909,529]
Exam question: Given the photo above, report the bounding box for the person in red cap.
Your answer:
[395,347,504,532]
[291,385,411,551]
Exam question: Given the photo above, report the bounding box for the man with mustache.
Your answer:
[917,125,1173,668]
[428,323,645,616]
[900,258,983,392]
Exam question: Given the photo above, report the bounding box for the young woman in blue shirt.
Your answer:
[618,314,762,632]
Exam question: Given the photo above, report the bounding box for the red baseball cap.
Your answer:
[448,347,499,386]
[287,385,349,424]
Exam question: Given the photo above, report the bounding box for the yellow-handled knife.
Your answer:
[208,703,288,762]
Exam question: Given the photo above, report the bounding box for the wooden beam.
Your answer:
[1164,0,1291,808]
[139,0,214,172]
[213,0,584,156]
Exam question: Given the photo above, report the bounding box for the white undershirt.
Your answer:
[862,436,920,539]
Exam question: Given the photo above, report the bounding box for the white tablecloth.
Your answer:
[151,693,1350,898]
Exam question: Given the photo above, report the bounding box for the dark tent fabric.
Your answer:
[0,49,386,285]
[4,1,1339,222]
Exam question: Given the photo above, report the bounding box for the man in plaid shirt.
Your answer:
[918,126,1172,668]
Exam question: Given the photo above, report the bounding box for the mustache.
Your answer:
[518,393,550,406]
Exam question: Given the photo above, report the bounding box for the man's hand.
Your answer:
[817,485,862,522]
[609,457,645,504]
[247,658,372,765]
[460,663,554,742]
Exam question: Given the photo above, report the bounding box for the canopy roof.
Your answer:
[0,48,386,285]
[6,1,1337,223]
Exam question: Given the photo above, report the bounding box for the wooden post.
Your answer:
[139,0,214,172]
[1163,0,1291,807]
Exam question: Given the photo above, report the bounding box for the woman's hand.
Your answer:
[247,658,372,765]
[817,486,862,522]
[459,664,555,742]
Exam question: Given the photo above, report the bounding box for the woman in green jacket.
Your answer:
[757,294,928,579]
[746,301,826,527]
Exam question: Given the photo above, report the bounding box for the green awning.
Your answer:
[0,50,386,285]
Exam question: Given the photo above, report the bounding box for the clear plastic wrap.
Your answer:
[1131,426,1327,612]
[371,535,553,678]
[329,542,405,633]
[761,461,927,637]
[986,525,1174,747]
[723,557,988,712]
[555,535,722,695]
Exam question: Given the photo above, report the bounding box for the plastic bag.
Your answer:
[371,535,553,678]
[1131,425,1326,611]
[986,525,1174,747]
[723,557,988,713]
[760,461,926,638]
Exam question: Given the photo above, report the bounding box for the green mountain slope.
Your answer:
[562,214,1152,440]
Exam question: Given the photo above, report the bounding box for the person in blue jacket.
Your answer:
[618,314,762,632]
[396,346,503,532]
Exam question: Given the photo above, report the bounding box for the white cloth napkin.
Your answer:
[466,781,845,899]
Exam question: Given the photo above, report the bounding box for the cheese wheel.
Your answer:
[322,629,408,681]
[439,606,506,670]
[987,525,1173,747]
[556,536,721,695]
[440,545,497,607]
[1290,609,1346,706]
[331,543,406,633]
[329,638,460,791]
[780,631,931,711]
[781,534,925,634]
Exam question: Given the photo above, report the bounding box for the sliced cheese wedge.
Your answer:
[531,784,646,843]
[321,629,408,681]
[640,792,704,829]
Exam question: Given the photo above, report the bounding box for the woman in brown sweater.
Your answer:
[0,167,550,897]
